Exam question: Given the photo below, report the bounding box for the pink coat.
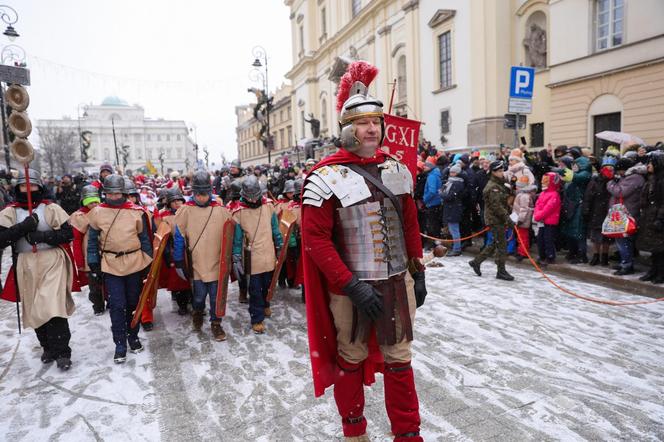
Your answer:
[534,173,562,225]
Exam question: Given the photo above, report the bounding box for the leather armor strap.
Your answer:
[345,163,406,232]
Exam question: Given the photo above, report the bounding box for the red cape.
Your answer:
[302,148,389,397]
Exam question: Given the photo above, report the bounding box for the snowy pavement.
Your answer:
[1,252,663,441]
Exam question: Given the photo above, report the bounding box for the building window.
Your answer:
[530,122,544,148]
[287,107,291,120]
[440,110,450,135]
[593,112,621,156]
[321,98,328,131]
[157,134,161,141]
[397,55,407,102]
[146,134,151,141]
[352,0,361,17]
[299,25,305,57]
[438,31,452,88]
[287,126,292,146]
[166,135,170,141]
[301,111,306,138]
[176,134,181,141]
[280,129,285,149]
[321,7,327,37]
[596,0,623,51]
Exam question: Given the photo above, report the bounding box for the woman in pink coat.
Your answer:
[533,172,562,265]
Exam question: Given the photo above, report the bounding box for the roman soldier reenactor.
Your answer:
[231,176,283,334]
[173,170,232,341]
[0,169,76,370]
[159,187,191,315]
[70,184,105,315]
[300,61,427,441]
[87,174,153,363]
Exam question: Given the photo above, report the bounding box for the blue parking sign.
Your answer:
[509,66,535,99]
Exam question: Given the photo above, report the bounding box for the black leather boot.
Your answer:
[589,253,600,266]
[496,264,515,281]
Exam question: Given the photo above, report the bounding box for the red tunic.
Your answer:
[301,149,423,397]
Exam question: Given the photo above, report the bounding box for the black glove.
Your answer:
[17,213,39,235]
[25,230,50,245]
[174,260,185,269]
[342,275,383,321]
[654,219,664,232]
[89,263,102,281]
[412,271,427,308]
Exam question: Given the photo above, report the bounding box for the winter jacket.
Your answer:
[534,172,562,226]
[482,174,512,226]
[441,176,465,224]
[636,170,664,253]
[606,164,647,222]
[505,161,535,187]
[414,170,428,202]
[423,167,442,208]
[582,175,611,231]
[560,156,592,239]
[512,187,536,228]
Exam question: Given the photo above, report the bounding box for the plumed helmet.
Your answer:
[241,176,262,201]
[336,61,384,152]
[80,184,100,202]
[191,170,211,193]
[123,177,137,195]
[103,174,125,193]
[15,168,43,190]
[282,180,296,194]
[166,187,185,204]
[228,180,242,200]
[293,178,304,196]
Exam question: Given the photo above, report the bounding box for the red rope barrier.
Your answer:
[421,227,490,243]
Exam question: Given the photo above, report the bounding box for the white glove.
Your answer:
[509,212,519,224]
[175,268,187,281]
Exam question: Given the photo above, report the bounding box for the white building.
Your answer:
[37,96,197,174]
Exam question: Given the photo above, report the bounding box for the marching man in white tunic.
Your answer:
[0,169,76,371]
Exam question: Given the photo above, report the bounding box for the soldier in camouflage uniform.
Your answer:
[468,160,515,281]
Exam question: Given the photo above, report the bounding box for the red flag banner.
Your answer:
[382,114,421,183]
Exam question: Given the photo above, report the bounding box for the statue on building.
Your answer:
[524,23,547,68]
[248,87,274,150]
[304,113,321,139]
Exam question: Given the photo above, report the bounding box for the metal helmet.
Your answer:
[191,170,211,193]
[293,178,304,196]
[123,177,136,195]
[230,159,242,169]
[241,176,262,201]
[336,61,384,152]
[228,180,242,200]
[282,180,296,194]
[15,168,43,190]
[80,184,100,202]
[305,158,317,167]
[157,188,169,202]
[103,174,125,193]
[260,181,267,195]
[166,187,186,204]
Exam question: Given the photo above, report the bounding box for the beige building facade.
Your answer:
[236,84,293,167]
[547,0,664,154]
[281,0,662,154]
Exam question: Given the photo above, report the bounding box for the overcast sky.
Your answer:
[14,0,293,164]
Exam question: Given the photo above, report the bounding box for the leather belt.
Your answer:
[102,248,140,257]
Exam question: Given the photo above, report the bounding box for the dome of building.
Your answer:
[101,96,129,106]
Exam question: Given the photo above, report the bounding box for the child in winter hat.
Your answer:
[513,175,536,261]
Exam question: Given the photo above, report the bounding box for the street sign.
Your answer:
[0,65,30,85]
[508,97,533,114]
[509,66,535,99]
[503,113,527,130]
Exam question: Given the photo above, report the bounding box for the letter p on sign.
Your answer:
[509,66,535,99]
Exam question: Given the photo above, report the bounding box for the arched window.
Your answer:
[524,11,547,68]
[397,55,407,102]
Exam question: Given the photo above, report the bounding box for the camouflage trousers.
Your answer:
[475,225,508,267]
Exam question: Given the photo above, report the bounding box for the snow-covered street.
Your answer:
[1,254,663,441]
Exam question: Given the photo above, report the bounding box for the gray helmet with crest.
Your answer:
[103,174,125,193]
[336,61,384,152]
[241,176,262,201]
[191,170,211,193]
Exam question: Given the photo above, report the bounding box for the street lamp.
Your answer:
[249,45,272,165]
[0,6,19,41]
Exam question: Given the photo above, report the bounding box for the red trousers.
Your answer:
[517,227,530,257]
